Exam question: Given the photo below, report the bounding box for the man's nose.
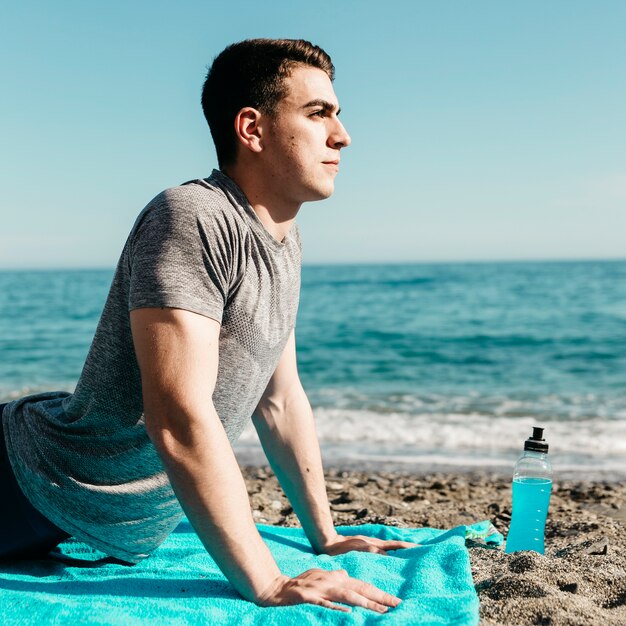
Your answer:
[329,118,351,149]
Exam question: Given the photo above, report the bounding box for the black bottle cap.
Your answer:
[524,426,549,453]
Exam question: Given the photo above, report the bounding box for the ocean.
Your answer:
[1,260,625,478]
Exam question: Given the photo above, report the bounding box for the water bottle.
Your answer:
[505,427,552,554]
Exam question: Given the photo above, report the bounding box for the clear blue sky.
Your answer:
[1,0,624,268]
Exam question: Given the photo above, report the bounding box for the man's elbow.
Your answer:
[252,396,284,433]
[142,397,206,456]
[254,383,308,428]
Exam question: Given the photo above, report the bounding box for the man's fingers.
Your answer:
[318,599,351,613]
[345,535,419,551]
[382,540,420,550]
[266,569,402,614]
[365,545,386,554]
[324,535,419,558]
[346,577,402,609]
[334,588,391,614]
[326,578,400,613]
[320,569,402,612]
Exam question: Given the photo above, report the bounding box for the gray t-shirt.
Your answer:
[2,170,301,562]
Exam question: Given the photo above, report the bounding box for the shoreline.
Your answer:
[241,466,626,625]
[235,447,626,482]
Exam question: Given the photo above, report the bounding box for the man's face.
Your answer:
[261,65,351,205]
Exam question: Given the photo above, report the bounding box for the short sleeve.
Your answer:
[127,188,236,323]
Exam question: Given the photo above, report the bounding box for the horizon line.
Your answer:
[0,256,625,272]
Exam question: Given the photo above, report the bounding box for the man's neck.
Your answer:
[223,166,300,244]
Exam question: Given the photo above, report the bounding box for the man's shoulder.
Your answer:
[123,176,254,275]
[149,178,234,216]
[134,178,247,237]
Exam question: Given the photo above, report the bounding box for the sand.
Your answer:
[241,466,626,625]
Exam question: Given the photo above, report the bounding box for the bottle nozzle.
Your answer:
[525,426,549,453]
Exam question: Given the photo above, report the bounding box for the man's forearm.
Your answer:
[252,385,337,553]
[146,401,282,601]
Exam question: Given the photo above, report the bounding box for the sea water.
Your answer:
[505,477,552,554]
[1,260,625,477]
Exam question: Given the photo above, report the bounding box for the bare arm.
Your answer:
[131,308,401,613]
[131,307,281,601]
[253,329,417,555]
[253,330,334,551]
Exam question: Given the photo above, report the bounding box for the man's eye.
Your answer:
[310,110,326,118]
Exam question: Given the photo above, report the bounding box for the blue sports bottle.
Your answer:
[505,427,552,554]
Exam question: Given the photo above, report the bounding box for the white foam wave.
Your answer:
[308,388,626,421]
[235,407,626,473]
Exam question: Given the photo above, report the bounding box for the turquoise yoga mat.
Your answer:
[0,520,501,625]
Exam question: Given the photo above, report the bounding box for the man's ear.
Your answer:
[234,107,264,154]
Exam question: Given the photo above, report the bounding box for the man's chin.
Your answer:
[298,179,336,204]
[311,181,335,201]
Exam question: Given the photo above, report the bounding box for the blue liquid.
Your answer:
[505,477,552,554]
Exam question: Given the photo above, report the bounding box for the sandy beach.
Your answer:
[242,466,626,625]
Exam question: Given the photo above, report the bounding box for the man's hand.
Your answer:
[319,533,419,556]
[257,569,402,613]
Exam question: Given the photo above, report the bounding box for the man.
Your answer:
[0,39,414,613]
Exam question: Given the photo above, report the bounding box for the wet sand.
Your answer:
[242,466,626,625]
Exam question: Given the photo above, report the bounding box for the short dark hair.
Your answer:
[201,38,335,168]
